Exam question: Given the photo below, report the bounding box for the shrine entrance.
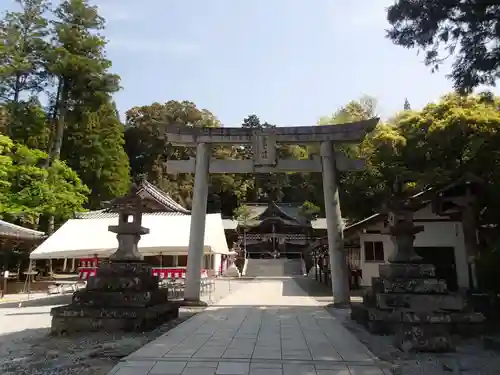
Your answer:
[164,120,378,305]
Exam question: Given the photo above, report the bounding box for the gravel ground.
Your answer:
[0,279,249,375]
[295,277,500,375]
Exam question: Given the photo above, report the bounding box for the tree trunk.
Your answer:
[43,79,62,169]
[50,81,67,162]
[44,78,67,235]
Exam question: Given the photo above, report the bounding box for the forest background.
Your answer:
[2,0,500,263]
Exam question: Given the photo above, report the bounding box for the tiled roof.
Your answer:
[75,211,186,220]
[137,180,190,214]
[245,202,302,221]
[76,180,191,219]
[0,219,46,240]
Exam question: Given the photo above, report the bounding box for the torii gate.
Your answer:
[165,119,378,306]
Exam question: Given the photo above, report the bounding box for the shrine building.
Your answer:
[223,201,328,260]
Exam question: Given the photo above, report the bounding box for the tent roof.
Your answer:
[30,213,229,259]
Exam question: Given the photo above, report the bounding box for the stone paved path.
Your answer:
[108,278,389,375]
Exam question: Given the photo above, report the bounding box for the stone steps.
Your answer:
[245,259,303,277]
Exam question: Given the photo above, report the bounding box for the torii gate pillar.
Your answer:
[184,142,211,303]
[165,119,378,305]
[320,140,349,306]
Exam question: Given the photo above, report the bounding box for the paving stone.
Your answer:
[250,362,283,369]
[186,361,219,368]
[150,361,187,374]
[109,279,385,375]
[216,361,250,375]
[282,363,317,375]
[250,368,283,375]
[182,368,217,375]
[347,366,385,375]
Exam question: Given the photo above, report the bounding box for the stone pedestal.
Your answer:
[50,184,180,334]
[351,192,485,352]
[352,262,484,352]
[51,261,179,334]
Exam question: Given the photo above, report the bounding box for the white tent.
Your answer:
[30,213,230,259]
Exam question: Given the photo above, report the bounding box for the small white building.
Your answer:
[344,195,470,291]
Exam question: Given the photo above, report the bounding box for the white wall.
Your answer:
[358,205,468,288]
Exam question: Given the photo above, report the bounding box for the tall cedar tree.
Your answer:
[62,102,130,209]
[0,0,50,144]
[46,0,120,164]
[0,0,49,104]
[47,0,128,210]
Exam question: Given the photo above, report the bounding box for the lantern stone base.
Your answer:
[351,262,485,352]
[50,261,180,335]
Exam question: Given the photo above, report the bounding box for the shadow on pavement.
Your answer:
[0,294,73,309]
[0,308,200,375]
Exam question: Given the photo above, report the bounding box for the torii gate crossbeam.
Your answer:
[164,118,379,306]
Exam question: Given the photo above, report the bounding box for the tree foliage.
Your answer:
[0,134,89,226]
[2,0,500,279]
[386,0,500,93]
[299,201,320,220]
[233,204,252,225]
[0,0,129,228]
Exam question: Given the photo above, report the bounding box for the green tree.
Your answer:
[298,201,320,221]
[317,96,382,221]
[233,204,252,227]
[0,0,49,104]
[45,0,120,164]
[1,99,50,150]
[0,134,89,227]
[386,1,500,93]
[62,101,130,209]
[124,100,247,214]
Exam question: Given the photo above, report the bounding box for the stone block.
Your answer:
[372,277,447,294]
[86,274,158,291]
[71,289,169,308]
[375,293,465,311]
[50,303,179,334]
[394,324,453,352]
[401,311,485,325]
[379,263,435,279]
[89,262,154,279]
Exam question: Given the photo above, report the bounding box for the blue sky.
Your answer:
[5,0,500,125]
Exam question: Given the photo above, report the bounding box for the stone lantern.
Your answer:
[351,178,485,352]
[50,184,179,334]
[106,184,150,262]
